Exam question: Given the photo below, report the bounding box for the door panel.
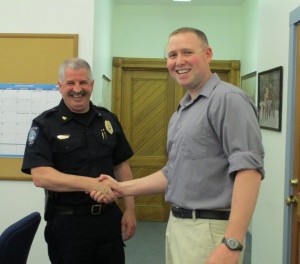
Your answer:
[112,57,240,221]
[122,70,174,221]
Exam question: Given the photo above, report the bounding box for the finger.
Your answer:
[103,190,115,203]
[90,190,97,196]
[91,191,104,202]
[98,174,111,181]
[101,195,114,204]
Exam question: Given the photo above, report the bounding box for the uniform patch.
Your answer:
[27,126,39,147]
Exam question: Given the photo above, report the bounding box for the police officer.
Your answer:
[21,58,136,264]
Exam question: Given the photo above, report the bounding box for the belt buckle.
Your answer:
[91,204,102,215]
[172,204,184,218]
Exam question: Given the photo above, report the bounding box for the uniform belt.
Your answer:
[54,204,108,215]
[171,205,230,220]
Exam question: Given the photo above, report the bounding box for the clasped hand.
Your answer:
[90,175,123,204]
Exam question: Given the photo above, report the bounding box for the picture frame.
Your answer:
[258,66,283,132]
[241,71,257,105]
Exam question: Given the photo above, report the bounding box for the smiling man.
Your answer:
[21,58,136,264]
[92,28,265,264]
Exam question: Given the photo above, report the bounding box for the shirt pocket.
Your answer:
[182,127,209,160]
[92,130,117,157]
[52,137,83,153]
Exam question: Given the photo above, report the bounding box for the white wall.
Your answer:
[0,0,95,263]
[0,0,94,64]
[252,0,299,263]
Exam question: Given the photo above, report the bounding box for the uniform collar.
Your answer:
[58,100,102,124]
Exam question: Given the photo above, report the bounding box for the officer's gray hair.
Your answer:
[58,58,93,82]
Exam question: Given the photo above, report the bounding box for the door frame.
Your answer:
[284,6,300,264]
[112,57,241,117]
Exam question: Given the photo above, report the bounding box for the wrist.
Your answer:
[221,237,243,251]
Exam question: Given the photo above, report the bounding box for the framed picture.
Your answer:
[258,66,283,132]
[241,71,257,105]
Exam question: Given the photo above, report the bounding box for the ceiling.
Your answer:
[114,0,245,5]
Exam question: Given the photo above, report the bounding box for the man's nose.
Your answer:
[176,54,185,65]
[73,82,82,92]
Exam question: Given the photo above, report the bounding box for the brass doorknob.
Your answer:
[290,178,298,186]
[286,195,297,206]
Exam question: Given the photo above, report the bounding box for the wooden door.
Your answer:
[112,57,240,221]
[290,23,300,264]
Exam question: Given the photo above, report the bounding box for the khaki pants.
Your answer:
[166,213,245,264]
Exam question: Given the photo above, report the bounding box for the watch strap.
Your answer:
[221,237,243,251]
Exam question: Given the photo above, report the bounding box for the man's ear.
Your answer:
[205,47,213,62]
[58,82,62,94]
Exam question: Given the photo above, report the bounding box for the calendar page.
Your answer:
[0,84,61,157]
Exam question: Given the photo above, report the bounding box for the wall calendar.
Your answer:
[0,84,61,157]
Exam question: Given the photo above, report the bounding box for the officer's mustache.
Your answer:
[69,90,86,97]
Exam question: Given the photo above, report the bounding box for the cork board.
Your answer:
[0,33,78,180]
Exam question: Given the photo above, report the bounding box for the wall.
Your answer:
[240,0,258,76]
[253,0,299,263]
[112,4,243,59]
[0,0,95,263]
[92,0,113,110]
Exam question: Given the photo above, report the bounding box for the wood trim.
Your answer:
[112,57,241,116]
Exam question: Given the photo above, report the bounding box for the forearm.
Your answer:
[225,169,261,242]
[120,170,167,196]
[114,161,135,210]
[31,166,99,193]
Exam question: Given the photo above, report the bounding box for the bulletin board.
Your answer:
[0,33,78,180]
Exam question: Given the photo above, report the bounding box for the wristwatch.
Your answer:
[221,237,243,251]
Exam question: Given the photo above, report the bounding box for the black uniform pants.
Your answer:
[45,203,125,264]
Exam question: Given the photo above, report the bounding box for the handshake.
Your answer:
[89,175,124,204]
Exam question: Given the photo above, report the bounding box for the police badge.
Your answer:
[105,120,113,134]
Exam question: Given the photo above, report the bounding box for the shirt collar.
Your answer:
[178,73,221,111]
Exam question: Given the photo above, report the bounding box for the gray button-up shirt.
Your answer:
[162,73,264,210]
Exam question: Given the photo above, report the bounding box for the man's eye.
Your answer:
[167,53,177,59]
[80,81,89,86]
[66,82,75,86]
[183,51,193,55]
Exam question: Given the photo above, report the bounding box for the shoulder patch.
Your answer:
[27,126,39,147]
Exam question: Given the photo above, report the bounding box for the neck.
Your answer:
[187,72,212,100]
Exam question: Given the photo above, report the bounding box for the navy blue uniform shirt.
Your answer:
[22,100,133,206]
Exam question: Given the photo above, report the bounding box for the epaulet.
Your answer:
[93,105,118,120]
[34,105,59,121]
[94,105,110,112]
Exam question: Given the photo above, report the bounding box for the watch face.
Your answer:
[227,238,240,249]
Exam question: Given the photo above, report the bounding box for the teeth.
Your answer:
[177,69,189,74]
[72,94,82,98]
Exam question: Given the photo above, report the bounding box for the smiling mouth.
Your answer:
[69,91,86,98]
[176,69,190,74]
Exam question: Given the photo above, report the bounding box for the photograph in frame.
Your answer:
[258,66,283,131]
[241,71,257,105]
